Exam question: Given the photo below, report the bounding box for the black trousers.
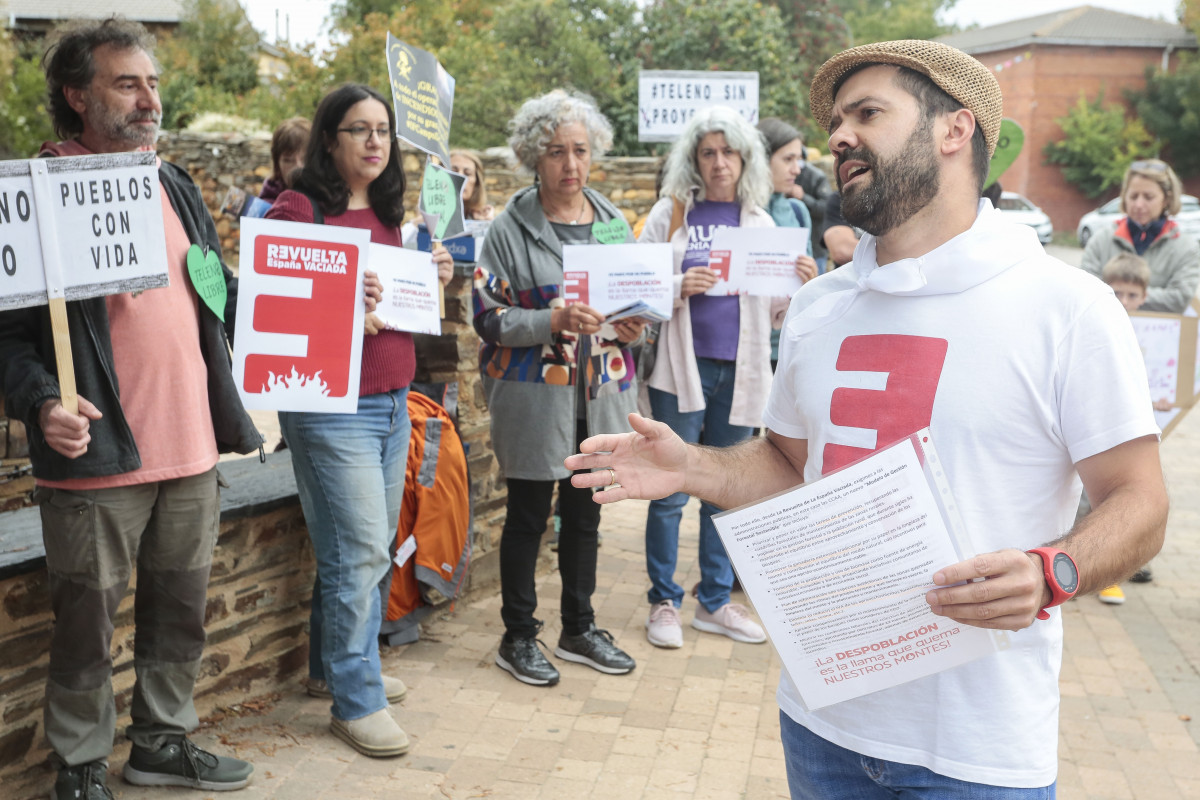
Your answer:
[500,421,599,639]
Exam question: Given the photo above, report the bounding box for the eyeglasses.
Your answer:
[1130,160,1168,172]
[337,126,392,142]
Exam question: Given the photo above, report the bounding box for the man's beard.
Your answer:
[837,116,940,237]
[84,93,160,148]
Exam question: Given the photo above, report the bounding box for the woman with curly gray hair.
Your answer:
[638,106,813,651]
[473,89,643,686]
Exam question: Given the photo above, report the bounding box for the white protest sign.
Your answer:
[562,243,674,320]
[638,70,759,142]
[706,226,808,297]
[371,243,442,335]
[233,216,371,414]
[713,431,1005,711]
[0,152,168,311]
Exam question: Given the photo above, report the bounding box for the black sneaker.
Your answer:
[1130,567,1153,583]
[496,634,560,686]
[555,624,636,674]
[53,761,113,800]
[123,736,253,791]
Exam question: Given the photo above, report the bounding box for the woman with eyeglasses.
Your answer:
[1081,158,1200,313]
[265,83,453,759]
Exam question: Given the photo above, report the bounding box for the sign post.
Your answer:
[0,152,169,413]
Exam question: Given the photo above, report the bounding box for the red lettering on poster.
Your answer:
[242,235,359,398]
[823,335,948,474]
[708,249,731,281]
[563,271,589,306]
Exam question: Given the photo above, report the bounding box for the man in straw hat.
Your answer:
[566,40,1166,796]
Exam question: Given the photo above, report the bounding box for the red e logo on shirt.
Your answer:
[823,334,948,474]
[242,235,360,398]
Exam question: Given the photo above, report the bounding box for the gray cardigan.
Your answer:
[473,185,639,480]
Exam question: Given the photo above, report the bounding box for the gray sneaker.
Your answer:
[53,761,113,800]
[123,736,252,791]
[555,624,635,674]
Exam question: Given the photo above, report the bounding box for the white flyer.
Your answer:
[705,226,808,297]
[713,431,1006,711]
[562,243,673,319]
[371,243,441,335]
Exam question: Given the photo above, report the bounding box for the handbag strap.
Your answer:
[668,198,684,240]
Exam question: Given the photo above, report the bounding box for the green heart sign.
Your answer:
[984,118,1024,189]
[186,244,226,322]
[591,218,628,245]
[420,162,456,240]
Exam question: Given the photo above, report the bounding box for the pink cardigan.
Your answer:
[638,195,788,428]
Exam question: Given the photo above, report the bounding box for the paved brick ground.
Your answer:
[112,404,1198,799]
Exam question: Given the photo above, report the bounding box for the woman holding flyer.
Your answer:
[473,89,643,687]
[266,83,452,758]
[637,107,811,650]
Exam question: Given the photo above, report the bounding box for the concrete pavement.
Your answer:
[113,394,1198,799]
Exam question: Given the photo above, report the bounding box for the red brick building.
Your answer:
[939,6,1197,233]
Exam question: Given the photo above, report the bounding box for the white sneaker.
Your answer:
[330,708,409,757]
[646,600,684,648]
[692,603,767,643]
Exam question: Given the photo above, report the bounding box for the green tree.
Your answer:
[838,0,958,46]
[158,0,261,98]
[1126,59,1200,177]
[486,0,640,151]
[1043,92,1157,198]
[0,33,55,158]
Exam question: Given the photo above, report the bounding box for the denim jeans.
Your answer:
[645,357,752,613]
[780,712,1056,799]
[280,388,410,722]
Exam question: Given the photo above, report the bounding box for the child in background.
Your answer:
[1096,252,1163,604]
[261,117,311,203]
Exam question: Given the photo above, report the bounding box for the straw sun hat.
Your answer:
[809,39,1002,158]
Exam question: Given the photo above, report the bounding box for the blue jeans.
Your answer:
[645,357,752,613]
[780,712,1056,799]
[279,388,411,721]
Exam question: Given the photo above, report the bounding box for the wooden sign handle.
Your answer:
[47,297,78,415]
[433,240,446,319]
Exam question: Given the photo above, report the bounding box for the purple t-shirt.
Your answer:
[682,201,741,360]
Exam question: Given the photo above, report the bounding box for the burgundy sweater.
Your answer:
[266,190,415,396]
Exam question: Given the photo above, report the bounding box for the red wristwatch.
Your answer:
[1027,547,1079,620]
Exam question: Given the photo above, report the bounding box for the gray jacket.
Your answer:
[473,185,638,480]
[1080,217,1200,312]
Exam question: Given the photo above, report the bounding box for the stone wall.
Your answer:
[0,458,313,800]
[0,136,669,797]
[0,133,666,547]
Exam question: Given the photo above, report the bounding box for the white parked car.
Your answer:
[997,191,1053,244]
[1076,194,1200,248]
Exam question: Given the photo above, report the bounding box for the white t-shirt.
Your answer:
[764,204,1158,788]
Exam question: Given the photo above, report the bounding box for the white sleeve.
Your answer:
[1057,294,1160,464]
[761,293,812,440]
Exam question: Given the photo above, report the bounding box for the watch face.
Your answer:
[1052,553,1079,593]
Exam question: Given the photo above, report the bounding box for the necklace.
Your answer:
[542,193,588,225]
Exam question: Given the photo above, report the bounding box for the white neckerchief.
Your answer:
[787,200,1044,339]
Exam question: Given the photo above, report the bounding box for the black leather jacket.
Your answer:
[0,157,263,480]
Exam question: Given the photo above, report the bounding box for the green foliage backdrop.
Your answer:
[0,0,963,158]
